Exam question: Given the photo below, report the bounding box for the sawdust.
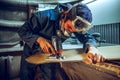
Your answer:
[93,63,120,78]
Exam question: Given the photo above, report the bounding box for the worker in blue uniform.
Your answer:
[18,3,105,80]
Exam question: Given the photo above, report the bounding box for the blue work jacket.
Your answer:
[18,6,96,57]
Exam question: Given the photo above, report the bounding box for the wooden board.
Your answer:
[98,45,120,60]
[34,61,120,80]
[26,49,85,64]
[26,45,120,64]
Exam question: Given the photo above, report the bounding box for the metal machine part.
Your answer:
[52,36,62,53]
[48,54,65,60]
[48,36,64,60]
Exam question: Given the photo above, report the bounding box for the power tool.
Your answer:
[47,36,64,60]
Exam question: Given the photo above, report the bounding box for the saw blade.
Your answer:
[46,54,65,60]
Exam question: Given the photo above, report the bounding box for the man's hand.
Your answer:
[36,37,55,54]
[85,46,105,64]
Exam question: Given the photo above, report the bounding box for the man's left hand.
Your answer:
[85,46,105,64]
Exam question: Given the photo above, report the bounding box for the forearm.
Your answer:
[18,13,41,48]
[83,38,97,53]
[74,32,97,52]
[18,23,39,48]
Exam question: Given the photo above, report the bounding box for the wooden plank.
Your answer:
[34,62,120,80]
[98,45,120,60]
[26,45,120,64]
[26,49,85,64]
[60,62,120,80]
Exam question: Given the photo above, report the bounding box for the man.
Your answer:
[18,3,105,80]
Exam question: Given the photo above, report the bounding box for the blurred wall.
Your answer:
[87,0,120,25]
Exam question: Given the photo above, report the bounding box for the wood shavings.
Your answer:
[93,62,120,78]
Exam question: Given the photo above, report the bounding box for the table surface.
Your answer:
[26,45,120,64]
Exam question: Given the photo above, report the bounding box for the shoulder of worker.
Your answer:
[32,9,60,21]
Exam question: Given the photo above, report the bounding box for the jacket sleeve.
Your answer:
[18,14,41,48]
[74,32,97,52]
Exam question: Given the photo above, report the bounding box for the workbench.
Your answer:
[0,45,120,80]
[33,45,120,80]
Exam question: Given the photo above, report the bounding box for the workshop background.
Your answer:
[0,0,120,80]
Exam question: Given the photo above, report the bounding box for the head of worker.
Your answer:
[58,3,93,37]
[57,4,105,64]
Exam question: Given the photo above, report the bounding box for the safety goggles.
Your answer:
[72,16,93,34]
[61,15,93,34]
[61,6,93,34]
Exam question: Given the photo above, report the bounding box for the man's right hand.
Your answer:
[36,37,55,54]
